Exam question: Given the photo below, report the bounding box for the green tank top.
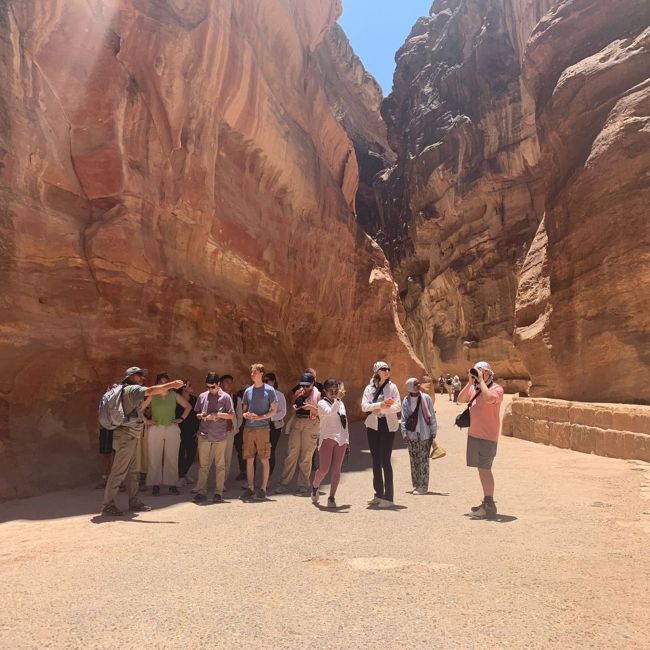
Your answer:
[151,392,177,426]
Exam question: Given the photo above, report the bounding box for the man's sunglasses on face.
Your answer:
[206,384,219,390]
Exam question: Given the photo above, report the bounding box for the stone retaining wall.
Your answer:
[502,398,650,462]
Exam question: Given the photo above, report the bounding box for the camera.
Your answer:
[469,368,479,378]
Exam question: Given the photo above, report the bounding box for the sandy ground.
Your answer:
[1,396,649,650]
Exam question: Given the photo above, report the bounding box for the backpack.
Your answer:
[98,383,128,430]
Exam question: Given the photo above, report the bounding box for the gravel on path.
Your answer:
[0,397,648,649]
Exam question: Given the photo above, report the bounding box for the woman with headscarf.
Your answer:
[361,361,401,508]
[401,378,438,494]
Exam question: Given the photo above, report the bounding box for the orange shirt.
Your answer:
[467,383,504,442]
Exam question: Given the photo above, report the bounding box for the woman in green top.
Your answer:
[145,372,191,495]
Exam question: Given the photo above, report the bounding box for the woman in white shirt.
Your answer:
[305,378,349,508]
[361,361,401,508]
[264,372,287,478]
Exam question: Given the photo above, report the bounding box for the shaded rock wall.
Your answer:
[377,0,555,389]
[514,0,650,402]
[314,23,396,239]
[0,0,422,499]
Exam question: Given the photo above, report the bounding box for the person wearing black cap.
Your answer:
[101,368,184,516]
[275,372,321,495]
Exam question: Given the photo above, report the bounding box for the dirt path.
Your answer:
[1,397,648,649]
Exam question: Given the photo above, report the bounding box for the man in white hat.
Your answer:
[457,361,504,518]
[101,367,185,516]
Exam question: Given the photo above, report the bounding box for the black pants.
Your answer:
[269,425,282,476]
[178,434,197,478]
[234,429,246,475]
[367,418,395,502]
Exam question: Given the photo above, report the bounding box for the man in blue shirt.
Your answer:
[241,363,277,500]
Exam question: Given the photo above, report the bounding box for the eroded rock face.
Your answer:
[377,0,555,388]
[514,0,650,402]
[0,0,422,498]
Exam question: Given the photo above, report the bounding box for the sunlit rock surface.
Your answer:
[0,0,422,499]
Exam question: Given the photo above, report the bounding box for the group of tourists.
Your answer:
[98,359,504,519]
[438,374,462,402]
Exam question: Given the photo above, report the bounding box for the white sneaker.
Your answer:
[367,497,381,505]
[413,488,426,495]
[377,499,394,508]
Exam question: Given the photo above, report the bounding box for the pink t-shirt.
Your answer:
[467,383,504,442]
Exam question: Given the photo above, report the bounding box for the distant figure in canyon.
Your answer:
[275,372,321,495]
[452,376,462,403]
[362,362,401,508]
[457,362,504,519]
[100,368,184,516]
[145,372,191,497]
[445,374,454,401]
[438,376,445,395]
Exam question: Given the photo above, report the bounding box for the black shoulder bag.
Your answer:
[455,388,480,429]
[365,379,389,415]
[405,395,421,432]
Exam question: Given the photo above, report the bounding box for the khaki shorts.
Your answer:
[243,427,271,460]
[466,435,497,469]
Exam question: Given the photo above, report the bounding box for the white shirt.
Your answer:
[317,398,349,446]
[272,389,287,424]
[361,381,401,432]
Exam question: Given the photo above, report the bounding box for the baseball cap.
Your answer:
[373,361,389,374]
[474,361,493,374]
[299,372,315,386]
[124,366,147,379]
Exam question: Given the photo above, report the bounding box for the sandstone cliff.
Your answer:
[314,23,395,239]
[0,0,422,499]
[514,0,650,402]
[377,0,555,389]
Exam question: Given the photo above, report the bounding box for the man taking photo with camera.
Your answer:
[457,361,504,518]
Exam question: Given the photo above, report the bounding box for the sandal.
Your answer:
[129,501,152,512]
[100,504,124,516]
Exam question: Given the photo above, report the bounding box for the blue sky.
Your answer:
[338,0,432,96]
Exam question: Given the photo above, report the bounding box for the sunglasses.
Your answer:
[206,384,219,389]
[379,367,390,372]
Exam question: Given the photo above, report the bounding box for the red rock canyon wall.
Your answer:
[0,0,422,499]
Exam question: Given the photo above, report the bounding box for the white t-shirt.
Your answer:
[317,398,349,446]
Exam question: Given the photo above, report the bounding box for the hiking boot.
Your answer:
[472,501,497,519]
[327,496,336,509]
[169,486,180,496]
[100,504,124,516]
[129,501,152,512]
[193,493,207,503]
[213,493,223,503]
[274,484,288,494]
[296,487,310,497]
[255,488,267,501]
[377,499,394,509]
[241,487,255,500]
[152,485,160,496]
